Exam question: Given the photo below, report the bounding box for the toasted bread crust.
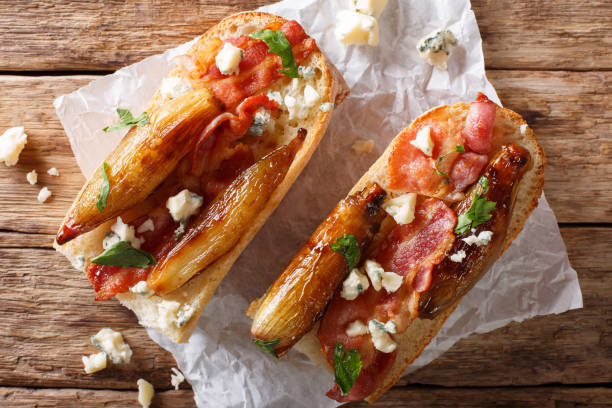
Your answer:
[291,100,544,402]
[55,11,349,343]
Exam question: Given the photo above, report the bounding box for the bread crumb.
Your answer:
[47,167,59,176]
[37,186,52,203]
[351,139,375,155]
[26,170,38,185]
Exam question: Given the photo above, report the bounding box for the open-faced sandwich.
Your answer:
[54,11,349,343]
[249,93,545,402]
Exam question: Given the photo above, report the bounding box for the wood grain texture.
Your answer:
[488,70,612,223]
[0,0,609,71]
[351,386,612,408]
[1,386,194,408]
[0,2,609,405]
[0,0,269,71]
[473,0,612,70]
[0,246,182,390]
[0,228,608,391]
[2,386,612,408]
[0,70,609,235]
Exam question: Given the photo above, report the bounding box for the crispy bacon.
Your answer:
[450,152,488,193]
[195,20,316,108]
[319,198,456,402]
[387,123,448,196]
[463,93,497,154]
[388,94,496,198]
[192,94,278,174]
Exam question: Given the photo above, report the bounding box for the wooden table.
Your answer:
[0,1,610,406]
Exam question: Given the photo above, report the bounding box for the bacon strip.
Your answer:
[449,152,488,193]
[387,94,496,198]
[319,198,456,402]
[192,94,278,175]
[463,93,497,154]
[190,20,316,108]
[387,123,448,196]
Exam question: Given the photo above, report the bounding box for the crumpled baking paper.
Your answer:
[54,0,582,406]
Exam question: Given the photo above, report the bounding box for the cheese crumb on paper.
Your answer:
[351,139,375,155]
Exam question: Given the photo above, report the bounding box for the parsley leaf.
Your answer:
[330,234,360,271]
[252,338,280,360]
[478,175,489,194]
[470,196,496,227]
[455,213,472,235]
[103,108,149,132]
[90,241,157,268]
[435,145,465,178]
[96,162,110,212]
[454,175,496,235]
[249,29,300,78]
[333,342,362,396]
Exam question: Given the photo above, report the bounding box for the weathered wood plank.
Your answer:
[487,70,612,224]
[472,0,612,70]
[352,386,612,408]
[0,227,607,390]
[2,385,611,408]
[0,76,90,236]
[0,71,609,235]
[0,386,195,407]
[0,0,269,71]
[0,245,183,390]
[0,0,609,71]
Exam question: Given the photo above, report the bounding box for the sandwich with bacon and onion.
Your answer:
[249,93,545,402]
[54,12,348,343]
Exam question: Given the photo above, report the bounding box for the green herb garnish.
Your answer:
[435,145,465,178]
[103,108,149,132]
[454,175,496,235]
[90,241,157,268]
[252,338,280,360]
[330,233,360,271]
[249,29,300,78]
[96,162,110,212]
[333,342,362,396]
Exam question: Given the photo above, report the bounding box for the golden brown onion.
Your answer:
[56,88,223,245]
[251,183,387,357]
[147,129,306,295]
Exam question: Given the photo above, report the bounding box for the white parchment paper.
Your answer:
[54,0,582,406]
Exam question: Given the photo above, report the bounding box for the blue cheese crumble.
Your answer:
[417,29,458,70]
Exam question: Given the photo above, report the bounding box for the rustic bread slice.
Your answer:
[290,100,544,402]
[55,11,349,343]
